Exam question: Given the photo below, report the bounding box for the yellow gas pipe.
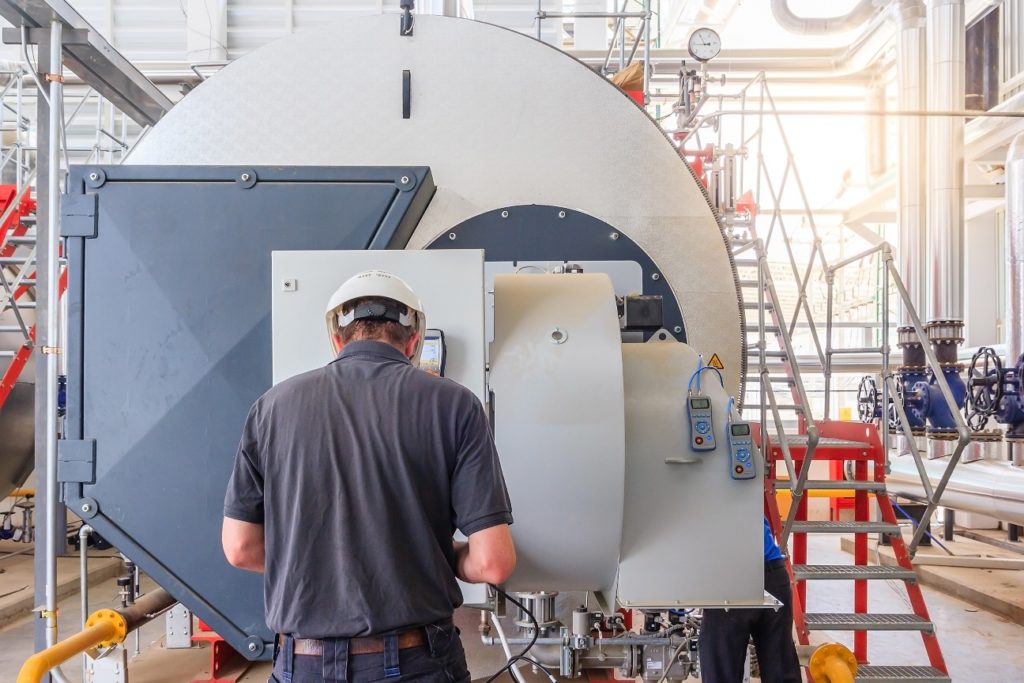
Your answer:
[17,588,175,683]
[809,643,858,683]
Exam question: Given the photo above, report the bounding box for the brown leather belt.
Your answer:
[280,629,428,657]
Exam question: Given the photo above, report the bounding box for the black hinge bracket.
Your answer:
[58,439,96,484]
[61,193,98,238]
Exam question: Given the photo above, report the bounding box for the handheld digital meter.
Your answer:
[726,421,757,480]
[687,395,716,451]
[420,329,447,376]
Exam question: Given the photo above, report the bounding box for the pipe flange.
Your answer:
[927,429,959,441]
[898,365,927,372]
[938,362,966,371]
[1006,436,1024,444]
[809,643,857,683]
[86,609,128,649]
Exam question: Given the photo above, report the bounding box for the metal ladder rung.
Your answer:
[800,480,885,491]
[742,302,774,310]
[789,520,899,534]
[804,613,933,631]
[744,325,781,334]
[772,404,802,411]
[792,565,917,581]
[738,279,761,287]
[855,665,950,682]
[745,348,788,358]
[733,258,759,267]
[743,374,793,385]
[4,236,35,245]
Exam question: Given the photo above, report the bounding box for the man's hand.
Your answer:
[222,517,266,572]
[454,525,516,584]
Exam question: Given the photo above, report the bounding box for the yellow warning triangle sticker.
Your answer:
[708,353,725,370]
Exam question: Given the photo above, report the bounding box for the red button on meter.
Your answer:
[735,465,744,474]
[695,437,703,445]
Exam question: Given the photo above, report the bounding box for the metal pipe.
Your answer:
[16,589,177,683]
[17,621,120,683]
[888,456,1024,525]
[770,0,877,35]
[894,0,928,324]
[78,525,91,683]
[642,0,651,104]
[43,25,64,672]
[539,11,646,19]
[1006,133,1024,365]
[927,0,965,321]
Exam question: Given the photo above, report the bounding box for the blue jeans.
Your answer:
[271,621,470,683]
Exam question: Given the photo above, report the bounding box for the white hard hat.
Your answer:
[325,270,426,363]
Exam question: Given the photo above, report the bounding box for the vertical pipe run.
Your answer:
[926,0,965,321]
[642,0,651,104]
[1006,134,1024,364]
[894,0,927,322]
[44,21,63,668]
[79,525,91,683]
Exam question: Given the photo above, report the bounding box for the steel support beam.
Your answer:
[0,0,172,126]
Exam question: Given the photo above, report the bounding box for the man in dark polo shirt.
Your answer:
[222,270,516,683]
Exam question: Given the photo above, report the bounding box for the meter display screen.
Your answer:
[730,423,751,436]
[690,397,710,409]
[420,329,446,376]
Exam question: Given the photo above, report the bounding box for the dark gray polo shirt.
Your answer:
[224,340,513,638]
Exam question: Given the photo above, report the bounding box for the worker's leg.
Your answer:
[699,607,756,683]
[751,558,801,683]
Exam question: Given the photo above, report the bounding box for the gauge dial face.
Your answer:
[688,27,721,62]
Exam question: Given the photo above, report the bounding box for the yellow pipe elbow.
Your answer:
[809,643,858,683]
[16,610,127,683]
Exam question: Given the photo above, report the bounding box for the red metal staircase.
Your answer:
[762,420,949,682]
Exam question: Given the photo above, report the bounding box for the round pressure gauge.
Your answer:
[687,27,721,62]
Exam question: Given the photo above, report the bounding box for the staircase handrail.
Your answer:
[826,242,970,556]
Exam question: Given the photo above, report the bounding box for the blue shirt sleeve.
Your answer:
[764,518,784,561]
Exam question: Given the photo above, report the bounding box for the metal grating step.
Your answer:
[804,613,933,631]
[790,520,899,535]
[784,435,868,449]
[801,480,886,491]
[856,666,949,682]
[793,564,916,581]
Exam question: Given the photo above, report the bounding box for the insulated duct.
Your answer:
[770,0,877,35]
[1007,134,1024,365]
[888,455,1024,526]
[926,0,965,321]
[894,0,928,321]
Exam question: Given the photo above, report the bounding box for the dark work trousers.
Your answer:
[698,559,802,683]
[271,621,471,683]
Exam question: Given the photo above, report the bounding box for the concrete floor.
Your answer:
[1,535,1022,682]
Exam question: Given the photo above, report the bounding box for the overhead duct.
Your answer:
[926,0,966,321]
[770,0,878,35]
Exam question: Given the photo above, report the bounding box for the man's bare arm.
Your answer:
[454,524,516,584]
[222,517,266,573]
